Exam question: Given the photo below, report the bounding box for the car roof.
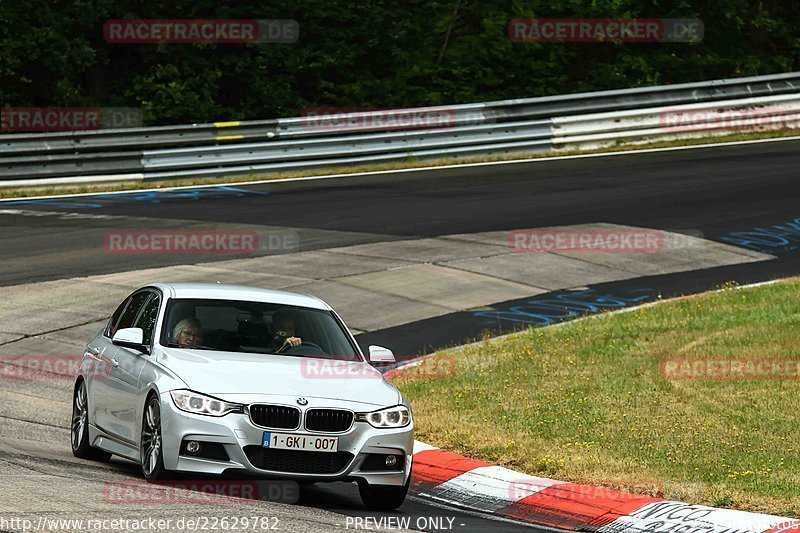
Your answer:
[147,283,331,311]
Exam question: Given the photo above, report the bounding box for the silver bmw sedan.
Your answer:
[71,282,414,510]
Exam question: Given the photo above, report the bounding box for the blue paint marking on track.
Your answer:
[472,287,655,327]
[720,216,800,255]
[1,186,268,209]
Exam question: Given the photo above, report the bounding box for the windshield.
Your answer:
[160,298,360,361]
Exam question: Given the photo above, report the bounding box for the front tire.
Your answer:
[71,380,112,462]
[140,395,170,481]
[358,472,410,511]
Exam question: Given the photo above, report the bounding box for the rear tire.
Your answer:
[71,380,112,462]
[358,472,410,511]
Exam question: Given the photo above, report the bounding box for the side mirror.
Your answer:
[112,327,149,355]
[368,345,395,363]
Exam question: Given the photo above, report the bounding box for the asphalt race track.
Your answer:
[1,139,800,532]
[3,139,800,285]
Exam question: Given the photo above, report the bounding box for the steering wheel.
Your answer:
[277,341,325,355]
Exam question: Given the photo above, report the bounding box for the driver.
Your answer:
[268,311,302,352]
[172,318,203,348]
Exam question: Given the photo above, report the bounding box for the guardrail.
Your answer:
[2,71,800,186]
[552,92,800,151]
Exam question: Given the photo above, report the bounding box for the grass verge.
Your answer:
[394,279,800,517]
[2,128,800,199]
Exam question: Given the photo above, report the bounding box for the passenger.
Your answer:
[268,311,302,352]
[172,318,203,348]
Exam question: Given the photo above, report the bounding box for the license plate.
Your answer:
[261,432,338,453]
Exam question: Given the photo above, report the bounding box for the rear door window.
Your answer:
[134,293,161,345]
[115,291,151,333]
[104,297,130,338]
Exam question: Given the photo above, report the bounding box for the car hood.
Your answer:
[157,347,400,407]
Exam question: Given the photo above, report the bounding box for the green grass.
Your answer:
[394,279,800,517]
[2,128,799,199]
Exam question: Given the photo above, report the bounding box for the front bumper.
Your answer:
[158,391,414,486]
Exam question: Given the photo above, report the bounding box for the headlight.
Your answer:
[359,406,411,428]
[170,390,243,417]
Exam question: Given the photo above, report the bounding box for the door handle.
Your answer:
[87,346,100,356]
[110,358,119,368]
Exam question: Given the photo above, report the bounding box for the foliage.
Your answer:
[2,0,798,124]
